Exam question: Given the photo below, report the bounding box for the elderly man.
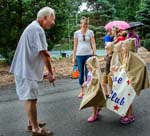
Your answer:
[10,7,55,136]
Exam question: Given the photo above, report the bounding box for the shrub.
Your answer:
[7,50,15,64]
[141,39,150,51]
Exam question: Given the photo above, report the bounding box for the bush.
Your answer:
[0,49,15,64]
[141,40,144,46]
[141,39,150,51]
[0,48,8,59]
[7,50,15,64]
[146,33,150,39]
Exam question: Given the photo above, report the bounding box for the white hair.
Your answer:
[37,7,55,19]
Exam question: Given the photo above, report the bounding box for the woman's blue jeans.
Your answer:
[76,55,92,86]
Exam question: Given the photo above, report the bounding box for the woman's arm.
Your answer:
[91,36,96,56]
[72,38,78,64]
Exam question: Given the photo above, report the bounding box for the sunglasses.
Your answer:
[83,35,85,41]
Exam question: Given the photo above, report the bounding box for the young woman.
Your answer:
[72,16,96,98]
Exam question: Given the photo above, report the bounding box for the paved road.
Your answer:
[0,77,150,136]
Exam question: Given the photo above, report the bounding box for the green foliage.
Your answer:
[0,0,82,60]
[141,39,150,50]
[7,50,15,64]
[108,0,141,21]
[136,0,150,38]
[84,0,115,25]
[0,0,149,63]
[83,0,147,45]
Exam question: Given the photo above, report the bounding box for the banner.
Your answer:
[106,69,136,116]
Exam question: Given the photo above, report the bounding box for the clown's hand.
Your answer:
[111,65,119,72]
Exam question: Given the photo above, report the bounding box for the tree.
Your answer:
[0,0,81,60]
[136,0,150,38]
[85,0,115,25]
[108,0,141,21]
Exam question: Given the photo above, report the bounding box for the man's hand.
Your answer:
[47,72,55,86]
[40,50,55,86]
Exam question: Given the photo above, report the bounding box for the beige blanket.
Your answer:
[79,76,106,110]
[125,52,150,95]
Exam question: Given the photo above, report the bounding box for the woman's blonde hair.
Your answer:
[80,16,89,24]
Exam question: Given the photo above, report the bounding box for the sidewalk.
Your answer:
[0,77,150,136]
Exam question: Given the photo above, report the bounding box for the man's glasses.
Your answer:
[83,35,85,41]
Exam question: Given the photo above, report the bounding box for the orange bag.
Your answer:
[72,64,79,79]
